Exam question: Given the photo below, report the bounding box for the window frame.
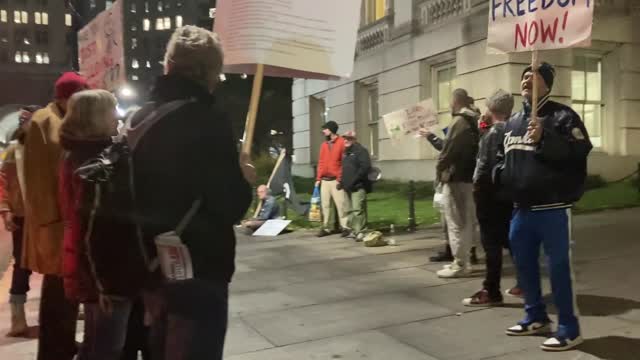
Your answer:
[571,55,603,148]
[362,0,386,26]
[432,61,457,128]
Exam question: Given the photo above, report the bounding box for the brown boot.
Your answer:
[6,303,29,337]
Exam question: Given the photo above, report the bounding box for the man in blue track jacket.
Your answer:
[494,62,592,351]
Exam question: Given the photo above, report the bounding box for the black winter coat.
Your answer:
[130,75,252,283]
[341,143,372,193]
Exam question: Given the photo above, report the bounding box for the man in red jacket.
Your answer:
[315,121,349,237]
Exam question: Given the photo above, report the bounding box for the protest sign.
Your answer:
[213,0,361,80]
[383,99,438,141]
[78,0,125,91]
[487,0,594,53]
[253,220,292,237]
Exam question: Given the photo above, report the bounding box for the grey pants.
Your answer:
[442,182,476,266]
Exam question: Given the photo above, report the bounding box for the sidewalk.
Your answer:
[1,208,639,359]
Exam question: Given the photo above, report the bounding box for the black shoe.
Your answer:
[316,229,331,237]
[430,251,454,262]
[341,229,352,238]
[470,247,479,265]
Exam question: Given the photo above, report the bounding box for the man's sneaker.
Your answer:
[505,287,524,298]
[316,229,332,237]
[355,232,365,242]
[505,320,552,336]
[541,335,584,352]
[436,263,472,278]
[462,289,503,307]
[341,229,352,238]
[470,247,479,265]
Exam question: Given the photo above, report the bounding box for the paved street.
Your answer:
[0,208,639,359]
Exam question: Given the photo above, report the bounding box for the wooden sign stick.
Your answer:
[242,63,265,156]
[530,50,540,124]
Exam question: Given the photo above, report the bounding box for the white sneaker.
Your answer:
[437,263,472,278]
[541,335,583,351]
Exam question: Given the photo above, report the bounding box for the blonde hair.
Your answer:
[164,25,224,91]
[61,89,117,138]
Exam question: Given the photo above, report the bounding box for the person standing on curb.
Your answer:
[340,131,371,241]
[433,89,480,278]
[315,121,350,237]
[23,72,88,360]
[496,62,592,351]
[0,106,39,337]
[462,89,521,307]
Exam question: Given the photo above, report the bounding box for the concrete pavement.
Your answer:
[0,208,639,359]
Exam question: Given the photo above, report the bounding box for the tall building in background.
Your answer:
[0,0,76,105]
[0,0,215,105]
[81,0,214,101]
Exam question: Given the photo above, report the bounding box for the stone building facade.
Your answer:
[291,0,640,181]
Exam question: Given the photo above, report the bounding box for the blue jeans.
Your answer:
[146,279,229,360]
[9,217,31,304]
[510,208,580,339]
[78,300,133,360]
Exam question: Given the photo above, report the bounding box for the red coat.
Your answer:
[59,133,112,303]
[316,136,345,182]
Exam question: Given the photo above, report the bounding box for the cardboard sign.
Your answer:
[487,0,594,53]
[252,219,292,237]
[213,0,361,79]
[78,0,126,91]
[155,232,194,281]
[383,99,438,141]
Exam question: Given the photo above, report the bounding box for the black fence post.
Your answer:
[408,180,416,232]
[637,162,640,194]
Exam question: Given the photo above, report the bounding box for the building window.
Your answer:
[143,18,150,31]
[42,12,48,25]
[210,8,216,18]
[175,15,183,27]
[21,51,30,63]
[572,56,603,148]
[43,52,49,64]
[35,52,43,64]
[146,60,151,68]
[1,10,7,22]
[363,0,386,25]
[90,0,96,9]
[434,62,457,127]
[131,74,139,81]
[145,1,149,13]
[35,12,41,24]
[21,11,27,23]
[65,13,72,26]
[367,86,380,157]
[14,10,20,23]
[131,23,137,31]
[164,17,171,29]
[158,1,163,12]
[155,18,164,30]
[130,3,136,13]
[131,38,137,49]
[106,1,113,9]
[15,51,22,63]
[132,59,139,69]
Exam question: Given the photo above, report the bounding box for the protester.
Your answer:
[58,89,129,359]
[340,131,371,241]
[315,120,350,237]
[23,72,87,360]
[432,89,480,278]
[496,62,592,351]
[420,130,453,262]
[0,106,39,337]
[241,184,280,232]
[462,89,520,306]
[130,26,253,360]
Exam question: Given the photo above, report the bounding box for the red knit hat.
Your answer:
[54,72,89,100]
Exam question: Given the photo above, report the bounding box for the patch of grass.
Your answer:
[575,180,640,213]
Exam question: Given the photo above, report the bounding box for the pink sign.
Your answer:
[78,0,125,91]
[487,0,594,53]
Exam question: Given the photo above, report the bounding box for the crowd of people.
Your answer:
[1,26,255,360]
[0,24,593,359]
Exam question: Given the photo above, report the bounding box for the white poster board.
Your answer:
[213,0,361,79]
[383,99,438,141]
[487,0,594,53]
[78,0,126,91]
[252,219,292,237]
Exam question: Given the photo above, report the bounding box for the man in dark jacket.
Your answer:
[462,89,520,307]
[340,131,371,241]
[131,26,254,360]
[432,89,480,278]
[496,62,592,351]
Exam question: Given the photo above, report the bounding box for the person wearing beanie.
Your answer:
[495,62,592,351]
[340,131,372,241]
[315,120,350,237]
[22,72,87,360]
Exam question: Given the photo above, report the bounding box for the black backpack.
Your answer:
[76,99,194,297]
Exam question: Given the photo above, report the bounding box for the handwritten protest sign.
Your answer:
[383,99,438,141]
[78,0,125,91]
[487,0,594,53]
[213,0,361,80]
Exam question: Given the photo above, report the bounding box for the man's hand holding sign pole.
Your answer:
[487,0,594,142]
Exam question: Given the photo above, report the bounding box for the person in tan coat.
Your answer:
[22,72,88,360]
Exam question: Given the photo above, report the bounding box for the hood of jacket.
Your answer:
[453,105,481,122]
[59,129,112,155]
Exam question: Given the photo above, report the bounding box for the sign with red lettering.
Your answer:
[78,0,125,91]
[487,0,594,53]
